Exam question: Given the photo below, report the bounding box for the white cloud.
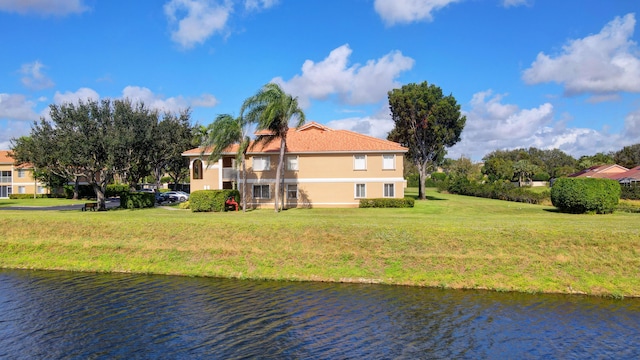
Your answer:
[0,0,88,16]
[326,106,394,140]
[19,61,54,90]
[623,108,640,138]
[447,90,636,160]
[244,0,278,11]
[164,0,232,49]
[273,44,414,108]
[523,13,640,98]
[374,0,461,25]
[0,94,39,121]
[502,0,530,8]
[0,120,33,150]
[53,88,100,105]
[122,86,218,112]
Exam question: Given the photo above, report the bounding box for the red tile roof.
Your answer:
[183,122,408,156]
[568,164,629,179]
[0,150,14,164]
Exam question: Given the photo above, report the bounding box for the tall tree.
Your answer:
[387,81,466,200]
[241,83,305,212]
[200,114,251,212]
[148,110,193,191]
[614,143,640,168]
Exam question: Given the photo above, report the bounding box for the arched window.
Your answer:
[193,159,203,180]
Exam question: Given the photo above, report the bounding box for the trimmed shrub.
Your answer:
[64,184,95,199]
[445,177,550,205]
[190,189,241,212]
[532,172,551,181]
[551,177,620,214]
[620,185,640,200]
[120,192,155,209]
[359,197,415,208]
[106,184,129,198]
[9,194,53,199]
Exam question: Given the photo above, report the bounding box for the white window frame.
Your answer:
[354,155,367,171]
[253,184,271,199]
[287,184,298,199]
[383,183,395,198]
[355,183,366,198]
[38,186,46,194]
[253,156,270,171]
[18,186,26,194]
[17,169,26,178]
[382,154,395,170]
[286,156,299,171]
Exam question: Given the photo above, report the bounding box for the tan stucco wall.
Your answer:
[0,164,48,197]
[185,152,406,208]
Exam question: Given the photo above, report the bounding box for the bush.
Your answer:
[532,172,550,181]
[106,184,129,198]
[620,185,640,200]
[359,197,415,208]
[190,189,241,212]
[8,194,54,199]
[120,192,155,209]
[445,177,550,205]
[551,178,620,214]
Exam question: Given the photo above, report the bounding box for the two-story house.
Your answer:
[0,150,49,198]
[182,122,408,208]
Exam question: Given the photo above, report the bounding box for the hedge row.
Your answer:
[446,178,550,204]
[119,192,155,209]
[620,185,640,200]
[190,189,241,212]
[359,197,415,208]
[551,178,620,214]
[8,194,62,199]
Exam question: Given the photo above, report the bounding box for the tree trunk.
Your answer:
[418,161,427,200]
[274,137,286,212]
[241,156,247,212]
[73,176,80,200]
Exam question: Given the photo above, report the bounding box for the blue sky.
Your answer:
[1,0,639,161]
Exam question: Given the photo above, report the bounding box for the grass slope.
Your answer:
[1,189,638,297]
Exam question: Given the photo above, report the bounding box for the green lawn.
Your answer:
[1,188,638,298]
[0,197,89,207]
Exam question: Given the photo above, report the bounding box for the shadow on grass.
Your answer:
[406,195,448,201]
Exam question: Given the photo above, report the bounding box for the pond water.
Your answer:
[0,269,638,359]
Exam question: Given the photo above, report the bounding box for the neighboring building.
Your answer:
[0,150,49,198]
[567,164,640,186]
[182,122,408,208]
[568,164,629,179]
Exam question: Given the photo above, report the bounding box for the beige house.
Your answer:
[182,122,408,208]
[0,150,49,198]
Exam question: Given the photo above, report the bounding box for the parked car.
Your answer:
[161,191,189,202]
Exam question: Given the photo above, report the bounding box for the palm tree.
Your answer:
[241,83,305,212]
[200,114,251,212]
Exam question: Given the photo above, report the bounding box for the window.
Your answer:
[286,156,298,171]
[0,171,11,183]
[253,156,270,171]
[253,184,270,199]
[382,154,395,170]
[287,184,298,199]
[355,183,366,198]
[354,155,366,170]
[384,183,395,198]
[193,159,203,180]
[18,186,25,194]
[38,186,46,194]
[17,169,26,178]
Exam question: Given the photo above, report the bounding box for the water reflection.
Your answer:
[0,269,638,359]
